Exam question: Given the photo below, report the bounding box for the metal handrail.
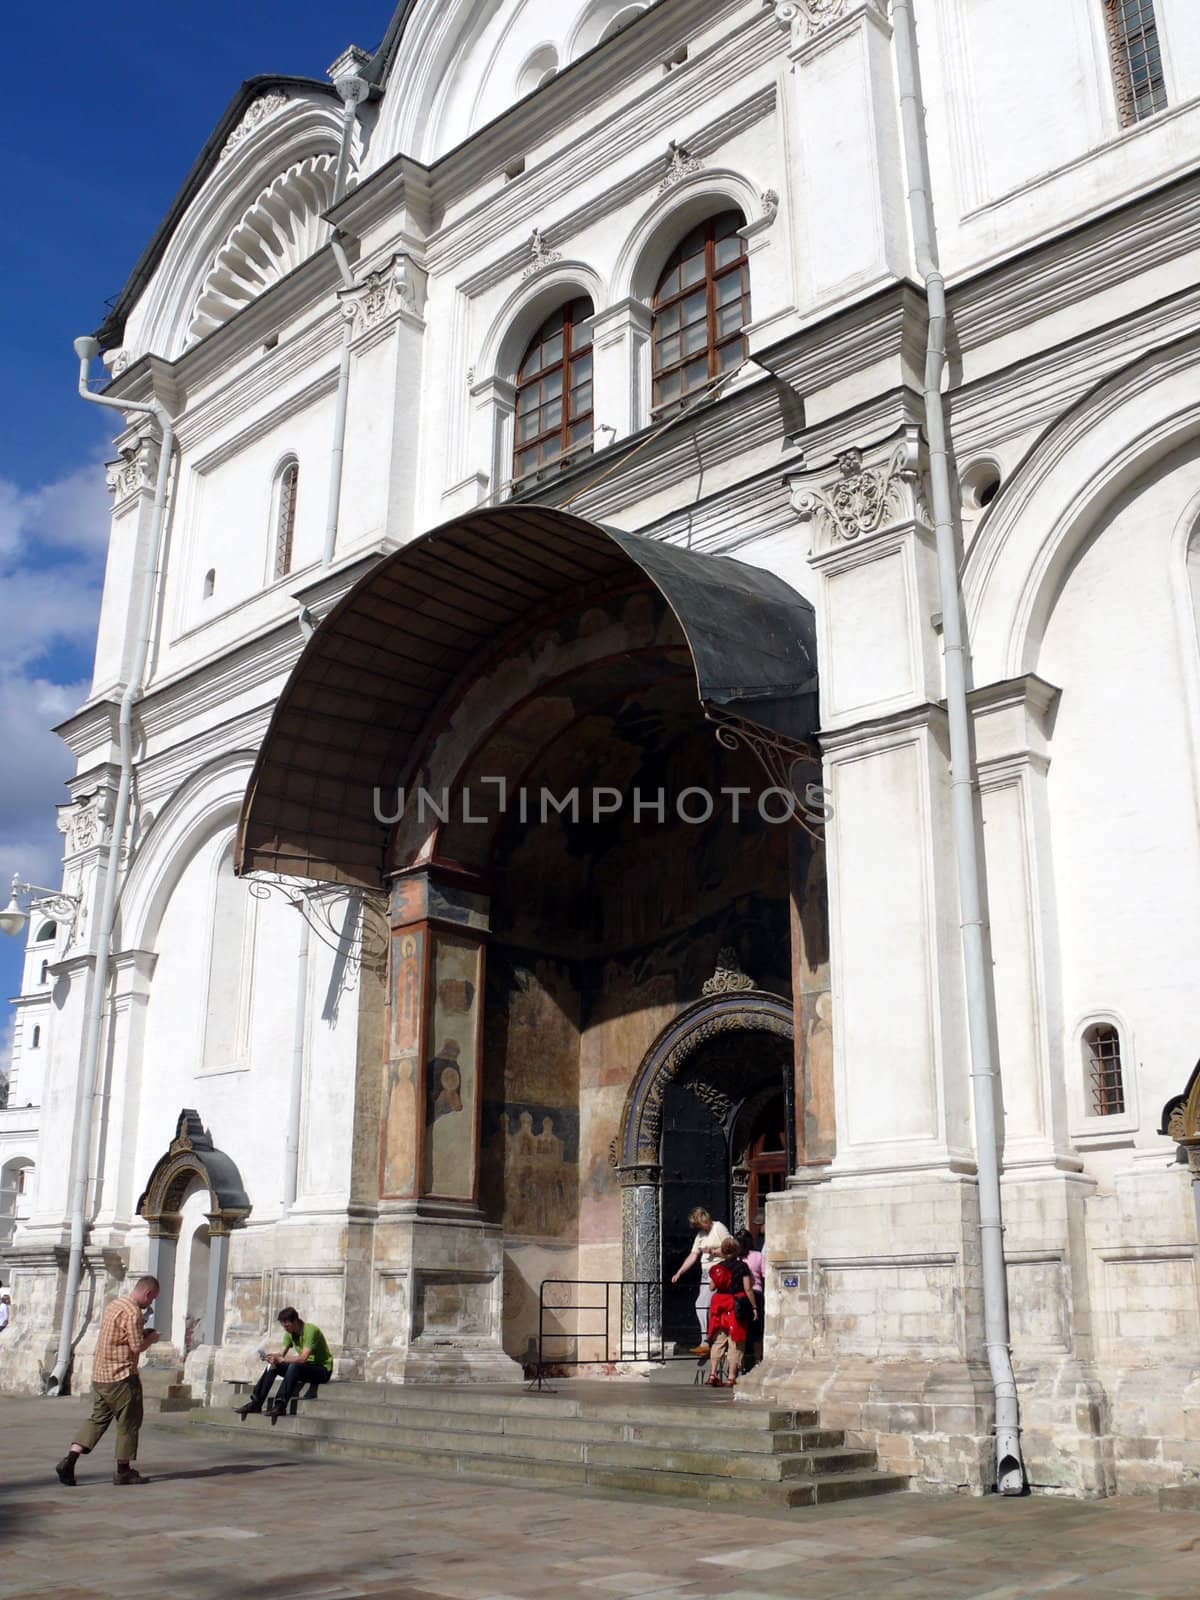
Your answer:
[531,1277,697,1390]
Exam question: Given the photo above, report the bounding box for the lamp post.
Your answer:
[0,876,82,941]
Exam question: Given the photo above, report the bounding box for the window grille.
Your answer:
[1103,0,1168,127]
[1084,1023,1126,1116]
[274,460,299,579]
[513,298,595,482]
[652,211,750,411]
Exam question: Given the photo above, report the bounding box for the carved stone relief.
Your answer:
[219,91,289,161]
[789,430,929,555]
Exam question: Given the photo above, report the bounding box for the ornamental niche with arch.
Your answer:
[136,1109,251,1237]
[187,153,340,344]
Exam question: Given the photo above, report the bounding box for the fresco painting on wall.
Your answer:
[382,929,424,1197]
[485,1104,580,1237]
[423,933,483,1199]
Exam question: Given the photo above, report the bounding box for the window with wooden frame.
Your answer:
[1103,0,1168,127]
[273,458,299,580]
[1083,1022,1126,1116]
[513,298,594,482]
[651,211,750,411]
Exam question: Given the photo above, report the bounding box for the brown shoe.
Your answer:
[690,1343,710,1357]
[113,1466,147,1485]
[55,1454,77,1486]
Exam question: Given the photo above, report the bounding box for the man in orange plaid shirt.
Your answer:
[55,1274,160,1486]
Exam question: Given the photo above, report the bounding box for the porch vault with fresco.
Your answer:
[6,0,1200,1501]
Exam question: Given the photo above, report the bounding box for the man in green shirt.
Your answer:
[236,1306,333,1422]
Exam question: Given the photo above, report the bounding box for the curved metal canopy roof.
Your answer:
[237,506,818,890]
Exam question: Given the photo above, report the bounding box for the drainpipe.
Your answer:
[321,67,369,567]
[890,0,1026,1494]
[283,914,310,1208]
[48,340,176,1395]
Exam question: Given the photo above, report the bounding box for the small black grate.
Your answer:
[1086,1024,1126,1116]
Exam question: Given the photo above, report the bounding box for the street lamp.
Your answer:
[0,875,81,940]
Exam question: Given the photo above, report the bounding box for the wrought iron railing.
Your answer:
[532,1278,703,1390]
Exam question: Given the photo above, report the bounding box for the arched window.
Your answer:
[38,962,49,985]
[34,921,56,944]
[652,211,750,410]
[31,1026,41,1049]
[1083,1022,1125,1116]
[273,459,299,580]
[513,298,594,482]
[203,569,216,600]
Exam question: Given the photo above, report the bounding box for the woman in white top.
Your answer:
[670,1206,731,1355]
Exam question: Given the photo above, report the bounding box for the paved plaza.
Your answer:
[2,1396,1197,1600]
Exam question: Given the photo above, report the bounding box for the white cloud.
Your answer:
[0,455,109,1037]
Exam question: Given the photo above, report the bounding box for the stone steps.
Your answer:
[184,1382,908,1508]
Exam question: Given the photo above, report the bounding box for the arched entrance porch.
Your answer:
[237,506,829,1380]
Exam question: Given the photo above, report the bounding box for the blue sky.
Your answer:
[0,2,395,1063]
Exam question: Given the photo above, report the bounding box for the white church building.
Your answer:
[5,0,1200,1498]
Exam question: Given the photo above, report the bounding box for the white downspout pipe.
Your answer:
[890,0,1026,1494]
[283,913,310,1209]
[321,71,369,568]
[48,339,176,1395]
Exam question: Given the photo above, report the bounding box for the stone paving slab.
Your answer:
[2,1395,1197,1599]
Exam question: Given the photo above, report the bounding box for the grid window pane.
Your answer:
[652,210,751,407]
[1104,0,1167,126]
[512,296,596,480]
[1085,1025,1126,1116]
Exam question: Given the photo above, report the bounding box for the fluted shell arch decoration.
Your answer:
[187,153,340,344]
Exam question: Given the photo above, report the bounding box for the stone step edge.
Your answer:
[172,1421,908,1504]
[196,1404,840,1453]
[186,1415,882,1481]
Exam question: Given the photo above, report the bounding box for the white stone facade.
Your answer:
[5,0,1200,1497]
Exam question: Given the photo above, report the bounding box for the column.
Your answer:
[368,866,520,1383]
[619,1167,662,1360]
[147,1229,178,1344]
[204,1224,230,1347]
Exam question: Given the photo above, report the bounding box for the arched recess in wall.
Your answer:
[613,170,762,306]
[962,330,1200,684]
[201,838,258,1073]
[568,0,650,62]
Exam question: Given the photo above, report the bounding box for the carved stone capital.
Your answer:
[766,0,886,48]
[56,788,115,858]
[344,253,426,332]
[788,427,930,556]
[219,91,288,161]
[105,433,161,506]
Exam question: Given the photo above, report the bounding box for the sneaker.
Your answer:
[113,1466,147,1485]
[55,1454,77,1487]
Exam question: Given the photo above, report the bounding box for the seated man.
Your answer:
[237,1306,333,1422]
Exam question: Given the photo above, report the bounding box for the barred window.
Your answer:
[1103,1,1168,127]
[513,298,594,482]
[1084,1023,1126,1116]
[274,459,299,580]
[652,211,750,411]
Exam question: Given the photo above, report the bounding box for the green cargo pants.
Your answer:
[74,1374,143,1461]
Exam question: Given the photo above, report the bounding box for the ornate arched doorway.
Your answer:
[617,971,793,1347]
[136,1109,250,1348]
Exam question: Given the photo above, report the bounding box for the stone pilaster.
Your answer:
[368,867,518,1382]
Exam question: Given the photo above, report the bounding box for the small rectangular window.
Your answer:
[1103,0,1168,127]
[1085,1024,1126,1116]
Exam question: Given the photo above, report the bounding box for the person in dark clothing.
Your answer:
[236,1307,333,1422]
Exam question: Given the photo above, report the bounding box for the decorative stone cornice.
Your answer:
[218,90,289,161]
[788,427,929,556]
[659,140,704,192]
[344,252,427,331]
[521,227,563,280]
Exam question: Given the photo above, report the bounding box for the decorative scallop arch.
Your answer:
[187,153,339,344]
[125,98,344,361]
